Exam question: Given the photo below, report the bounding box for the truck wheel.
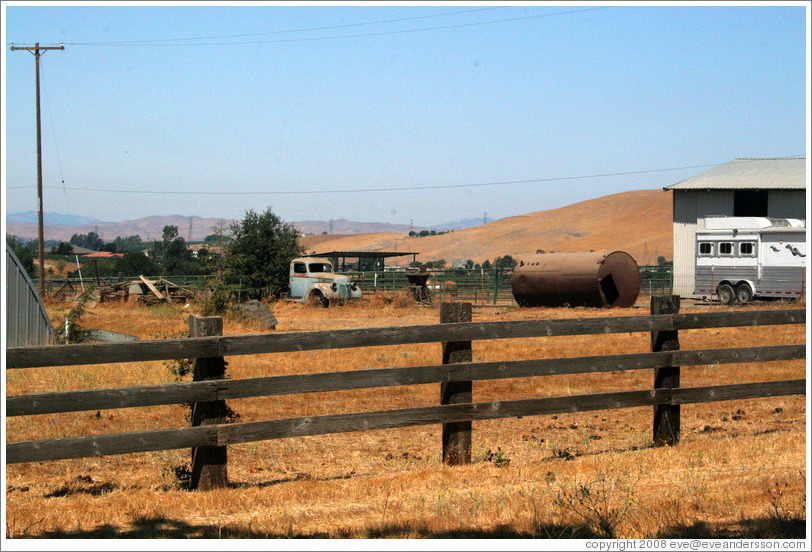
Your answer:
[311,290,329,308]
[735,283,753,303]
[716,283,735,305]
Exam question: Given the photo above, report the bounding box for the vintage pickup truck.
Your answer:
[288,257,362,307]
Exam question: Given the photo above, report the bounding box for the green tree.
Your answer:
[69,231,104,251]
[113,235,144,252]
[150,225,197,275]
[494,255,518,270]
[224,207,304,300]
[51,241,74,255]
[114,251,160,276]
[7,235,36,276]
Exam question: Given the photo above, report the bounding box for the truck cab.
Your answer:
[289,257,362,307]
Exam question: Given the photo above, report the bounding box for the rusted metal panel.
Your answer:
[510,251,641,308]
[6,244,55,346]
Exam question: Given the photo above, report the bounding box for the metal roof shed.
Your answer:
[304,250,419,272]
[663,157,807,298]
[665,157,806,190]
[6,244,55,346]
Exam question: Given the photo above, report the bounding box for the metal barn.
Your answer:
[5,244,55,346]
[664,157,807,298]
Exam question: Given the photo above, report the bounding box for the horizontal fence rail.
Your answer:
[6,309,805,369]
[7,380,804,464]
[7,345,805,417]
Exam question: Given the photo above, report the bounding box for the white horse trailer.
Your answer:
[694,217,806,304]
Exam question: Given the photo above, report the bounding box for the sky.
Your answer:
[2,1,809,229]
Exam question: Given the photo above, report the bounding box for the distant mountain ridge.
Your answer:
[294,219,416,236]
[7,211,102,226]
[4,213,484,242]
[431,217,494,231]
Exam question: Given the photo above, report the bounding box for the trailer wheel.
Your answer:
[735,283,753,304]
[716,283,735,305]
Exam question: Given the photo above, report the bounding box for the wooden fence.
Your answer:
[5,297,806,490]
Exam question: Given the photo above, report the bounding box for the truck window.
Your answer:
[740,242,755,256]
[293,262,307,274]
[719,242,734,256]
[308,263,332,273]
[699,242,713,256]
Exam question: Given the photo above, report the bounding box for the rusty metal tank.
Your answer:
[510,251,641,308]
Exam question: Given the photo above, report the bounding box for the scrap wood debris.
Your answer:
[95,276,194,305]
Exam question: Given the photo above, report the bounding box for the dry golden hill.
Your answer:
[300,189,673,267]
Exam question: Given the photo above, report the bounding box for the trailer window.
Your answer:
[740,242,755,256]
[699,242,713,256]
[719,242,734,256]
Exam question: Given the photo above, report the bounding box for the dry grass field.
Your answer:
[4,294,807,540]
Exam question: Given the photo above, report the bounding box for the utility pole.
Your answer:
[10,42,65,295]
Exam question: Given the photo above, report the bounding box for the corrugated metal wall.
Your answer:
[769,190,807,221]
[672,189,807,298]
[6,245,55,347]
[672,190,734,297]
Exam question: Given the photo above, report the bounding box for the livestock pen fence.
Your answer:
[35,265,673,306]
[5,297,804,490]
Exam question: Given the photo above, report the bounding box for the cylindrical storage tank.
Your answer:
[510,251,641,308]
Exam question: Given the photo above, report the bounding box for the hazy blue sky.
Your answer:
[3,2,809,227]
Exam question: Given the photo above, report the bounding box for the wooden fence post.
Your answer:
[652,295,680,446]
[189,315,228,490]
[440,302,472,465]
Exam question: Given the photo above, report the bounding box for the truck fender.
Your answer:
[299,282,334,304]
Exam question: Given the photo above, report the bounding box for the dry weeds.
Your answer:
[4,296,807,539]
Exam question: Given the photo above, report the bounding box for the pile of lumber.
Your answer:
[136,276,195,305]
[98,281,128,302]
[94,276,194,305]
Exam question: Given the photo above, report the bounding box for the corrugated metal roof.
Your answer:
[665,157,806,190]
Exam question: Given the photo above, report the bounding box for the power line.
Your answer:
[40,57,71,215]
[26,7,608,48]
[6,161,768,196]
[55,6,505,46]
